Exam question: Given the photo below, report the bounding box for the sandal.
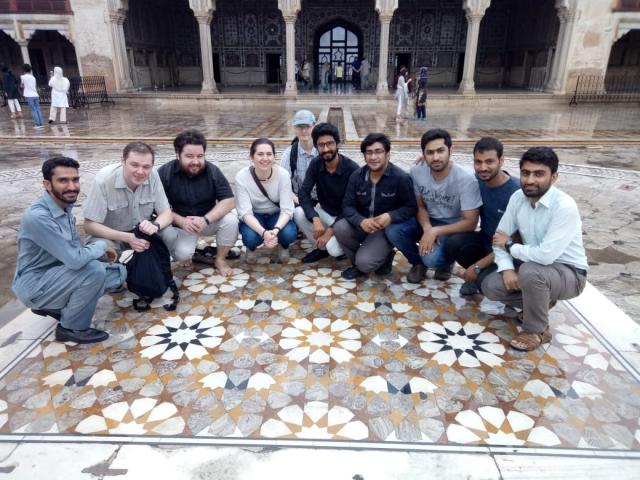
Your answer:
[509,328,552,351]
[193,246,240,264]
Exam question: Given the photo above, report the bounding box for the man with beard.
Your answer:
[333,133,417,280]
[12,157,126,344]
[386,128,481,283]
[294,122,359,263]
[445,137,520,296]
[158,129,239,276]
[482,147,588,351]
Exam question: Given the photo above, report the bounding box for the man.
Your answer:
[20,64,43,129]
[360,58,370,90]
[13,157,126,344]
[445,137,520,296]
[482,147,588,351]
[334,133,417,280]
[294,122,359,263]
[351,58,361,90]
[280,109,318,203]
[83,142,173,255]
[387,128,481,283]
[158,129,239,276]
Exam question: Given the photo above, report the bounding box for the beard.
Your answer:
[51,187,78,205]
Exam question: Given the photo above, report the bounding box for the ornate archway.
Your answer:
[314,20,362,84]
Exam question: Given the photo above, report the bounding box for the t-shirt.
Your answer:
[20,74,38,98]
[478,173,520,243]
[410,162,482,223]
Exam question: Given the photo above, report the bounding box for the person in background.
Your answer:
[1,63,22,119]
[20,64,43,129]
[48,66,70,124]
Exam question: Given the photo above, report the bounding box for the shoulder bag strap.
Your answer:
[249,167,279,207]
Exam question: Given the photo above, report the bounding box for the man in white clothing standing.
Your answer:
[20,64,43,129]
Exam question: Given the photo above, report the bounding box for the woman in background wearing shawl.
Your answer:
[48,66,70,124]
[395,67,410,120]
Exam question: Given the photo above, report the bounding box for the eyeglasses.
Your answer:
[317,140,336,149]
[364,149,386,157]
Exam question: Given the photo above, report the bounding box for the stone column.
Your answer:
[458,0,490,95]
[17,40,30,65]
[278,0,301,96]
[108,9,133,91]
[375,0,398,96]
[545,0,578,94]
[190,0,218,94]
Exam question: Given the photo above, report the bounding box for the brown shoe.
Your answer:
[407,263,427,283]
[509,328,552,352]
[433,265,453,281]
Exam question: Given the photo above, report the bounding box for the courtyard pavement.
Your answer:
[0,98,639,478]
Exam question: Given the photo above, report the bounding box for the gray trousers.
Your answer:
[293,206,344,257]
[333,218,393,273]
[26,260,126,330]
[481,262,587,333]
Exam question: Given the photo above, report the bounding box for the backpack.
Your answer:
[125,225,179,312]
[289,137,299,178]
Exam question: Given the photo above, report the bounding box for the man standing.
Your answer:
[280,109,318,203]
[387,128,481,283]
[20,64,43,129]
[83,142,173,254]
[334,133,417,279]
[360,58,370,90]
[13,157,126,344]
[351,58,361,90]
[482,147,588,351]
[294,122,359,263]
[445,137,520,295]
[158,129,239,276]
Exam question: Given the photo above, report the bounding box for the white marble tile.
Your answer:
[497,454,640,479]
[0,339,39,374]
[0,310,56,341]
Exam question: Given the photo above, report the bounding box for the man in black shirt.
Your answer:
[294,122,359,263]
[158,129,239,276]
[333,133,417,280]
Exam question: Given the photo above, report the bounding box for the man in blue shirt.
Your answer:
[482,147,588,351]
[445,137,520,296]
[12,157,126,344]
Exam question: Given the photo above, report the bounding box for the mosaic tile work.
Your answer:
[1,246,640,451]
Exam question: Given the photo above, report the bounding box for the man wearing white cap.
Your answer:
[280,109,318,204]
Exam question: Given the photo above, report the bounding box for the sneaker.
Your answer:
[34,125,44,129]
[433,265,453,281]
[106,284,126,294]
[459,281,479,296]
[341,266,365,280]
[244,249,258,264]
[407,263,427,283]
[302,248,330,263]
[277,246,290,263]
[375,251,395,276]
[55,325,109,344]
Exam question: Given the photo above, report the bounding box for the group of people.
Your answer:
[13,109,588,354]
[310,58,372,92]
[1,63,70,128]
[396,66,428,121]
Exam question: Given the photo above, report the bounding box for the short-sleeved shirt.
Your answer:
[20,74,38,98]
[83,163,171,232]
[478,173,520,243]
[157,159,233,217]
[410,162,482,223]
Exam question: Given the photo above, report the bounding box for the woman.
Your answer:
[395,67,410,120]
[235,138,297,263]
[1,64,22,119]
[48,66,70,124]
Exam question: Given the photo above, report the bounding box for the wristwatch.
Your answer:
[151,220,161,231]
[504,239,514,254]
[473,264,482,275]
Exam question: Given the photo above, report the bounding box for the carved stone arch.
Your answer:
[314,18,363,83]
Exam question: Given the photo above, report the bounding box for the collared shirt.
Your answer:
[83,163,170,232]
[493,186,588,272]
[280,142,318,195]
[343,162,417,227]
[299,153,359,222]
[158,159,233,217]
[12,192,107,302]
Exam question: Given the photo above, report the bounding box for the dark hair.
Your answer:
[421,128,452,151]
[520,147,559,174]
[399,66,407,76]
[360,133,391,154]
[473,137,503,158]
[311,122,341,146]
[42,156,80,181]
[174,129,207,155]
[250,137,275,156]
[122,141,155,164]
[22,64,31,73]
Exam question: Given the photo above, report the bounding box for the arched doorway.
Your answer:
[315,22,361,86]
[606,30,640,89]
[0,31,22,71]
[27,30,79,82]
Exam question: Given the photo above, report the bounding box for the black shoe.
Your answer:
[335,254,347,261]
[375,251,395,276]
[48,119,54,124]
[459,281,479,296]
[341,266,365,280]
[407,264,427,283]
[32,309,61,321]
[302,248,330,263]
[434,265,453,281]
[55,325,109,344]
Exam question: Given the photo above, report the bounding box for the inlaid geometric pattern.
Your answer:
[1,245,639,451]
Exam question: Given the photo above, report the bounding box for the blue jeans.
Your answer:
[385,217,452,268]
[240,211,297,251]
[26,97,43,126]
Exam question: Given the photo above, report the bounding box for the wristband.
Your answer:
[203,216,210,225]
[261,230,267,238]
[273,226,281,233]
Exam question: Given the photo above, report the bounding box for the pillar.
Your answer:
[458,0,490,95]
[190,0,218,94]
[107,8,133,91]
[545,0,578,94]
[17,40,30,65]
[278,0,301,96]
[375,0,398,96]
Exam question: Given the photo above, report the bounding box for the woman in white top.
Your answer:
[235,138,297,263]
[395,67,410,119]
[48,66,70,124]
